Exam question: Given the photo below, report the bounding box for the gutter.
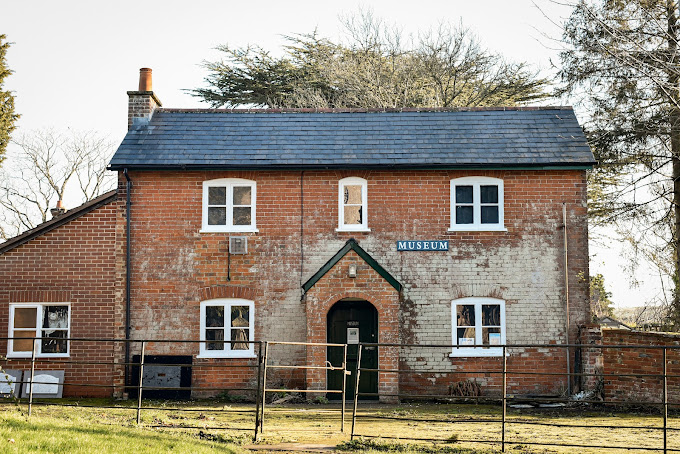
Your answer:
[108,163,596,172]
[123,168,132,394]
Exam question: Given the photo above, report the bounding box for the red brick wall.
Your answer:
[399,346,569,397]
[592,329,680,404]
[0,199,120,397]
[120,168,589,399]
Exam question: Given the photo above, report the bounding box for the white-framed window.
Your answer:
[450,297,505,357]
[8,303,70,358]
[337,177,369,232]
[202,178,257,233]
[449,177,506,231]
[199,298,255,358]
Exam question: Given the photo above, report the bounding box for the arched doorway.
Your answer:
[326,299,378,399]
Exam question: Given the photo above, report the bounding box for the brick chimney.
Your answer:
[127,68,162,130]
[50,200,67,218]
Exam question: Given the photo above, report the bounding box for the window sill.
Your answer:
[448,225,507,232]
[196,353,257,359]
[336,227,371,233]
[449,348,505,358]
[6,353,70,359]
[200,228,259,234]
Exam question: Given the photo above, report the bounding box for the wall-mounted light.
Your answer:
[348,264,357,278]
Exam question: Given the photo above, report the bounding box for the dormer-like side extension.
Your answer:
[127,68,162,130]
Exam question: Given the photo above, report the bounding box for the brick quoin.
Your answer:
[0,197,120,397]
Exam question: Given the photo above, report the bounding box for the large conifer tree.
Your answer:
[560,0,680,326]
[0,34,19,165]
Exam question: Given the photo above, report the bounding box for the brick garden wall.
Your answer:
[583,327,680,404]
[0,197,120,397]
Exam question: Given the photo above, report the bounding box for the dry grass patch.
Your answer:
[0,399,677,453]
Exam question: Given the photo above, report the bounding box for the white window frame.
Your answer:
[450,297,506,357]
[201,178,258,233]
[198,298,255,358]
[449,177,506,231]
[7,303,71,358]
[337,177,370,232]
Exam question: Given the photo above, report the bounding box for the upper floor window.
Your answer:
[8,303,70,358]
[450,297,505,357]
[449,177,505,231]
[202,179,257,233]
[337,177,369,232]
[199,298,255,358]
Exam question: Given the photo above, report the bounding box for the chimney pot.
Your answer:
[50,200,67,218]
[138,68,152,91]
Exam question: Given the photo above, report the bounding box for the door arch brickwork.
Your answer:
[303,249,400,402]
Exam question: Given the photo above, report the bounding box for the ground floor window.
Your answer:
[450,297,505,357]
[8,303,70,357]
[199,298,255,358]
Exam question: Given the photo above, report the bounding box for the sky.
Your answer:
[0,0,666,308]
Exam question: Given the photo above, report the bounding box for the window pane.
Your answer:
[231,306,249,327]
[12,331,35,352]
[483,327,502,346]
[208,207,226,225]
[233,207,251,226]
[457,327,476,345]
[208,187,226,205]
[482,304,501,326]
[455,206,473,224]
[14,307,37,329]
[456,305,475,326]
[41,330,68,354]
[481,206,499,224]
[344,185,362,204]
[480,185,498,203]
[206,329,224,350]
[231,328,249,350]
[455,186,473,203]
[206,306,224,328]
[43,306,68,329]
[344,206,362,225]
[233,186,251,205]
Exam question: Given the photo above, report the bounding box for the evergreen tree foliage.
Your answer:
[590,273,614,319]
[559,0,680,327]
[191,15,549,108]
[0,34,20,165]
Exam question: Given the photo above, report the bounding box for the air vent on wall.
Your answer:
[229,236,247,254]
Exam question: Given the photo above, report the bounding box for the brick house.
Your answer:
[0,191,120,397]
[1,69,595,400]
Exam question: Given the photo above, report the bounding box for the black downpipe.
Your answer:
[123,169,132,394]
[300,171,304,300]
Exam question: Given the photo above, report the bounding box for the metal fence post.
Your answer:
[254,341,263,440]
[351,344,363,440]
[136,340,146,424]
[341,343,348,433]
[663,347,668,454]
[28,337,37,417]
[502,345,507,453]
[260,341,269,433]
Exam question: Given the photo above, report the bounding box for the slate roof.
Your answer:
[109,107,595,170]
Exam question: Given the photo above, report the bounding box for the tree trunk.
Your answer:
[668,0,680,328]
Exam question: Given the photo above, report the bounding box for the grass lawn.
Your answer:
[0,399,677,453]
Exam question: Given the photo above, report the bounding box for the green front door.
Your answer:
[327,300,378,400]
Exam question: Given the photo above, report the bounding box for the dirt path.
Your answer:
[244,443,336,452]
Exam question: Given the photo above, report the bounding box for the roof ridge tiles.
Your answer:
[155,106,574,114]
